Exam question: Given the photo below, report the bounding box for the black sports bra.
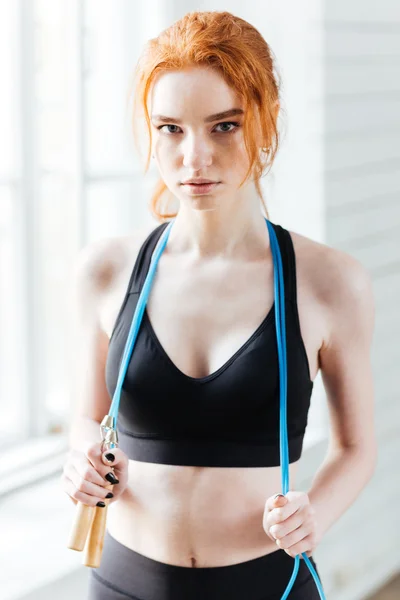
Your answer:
[105,221,314,467]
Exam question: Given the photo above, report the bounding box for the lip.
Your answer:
[182,182,220,195]
[182,179,218,185]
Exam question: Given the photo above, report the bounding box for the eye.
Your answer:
[157,124,181,134]
[214,121,241,133]
[156,121,241,135]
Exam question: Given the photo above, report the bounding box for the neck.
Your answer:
[167,192,271,261]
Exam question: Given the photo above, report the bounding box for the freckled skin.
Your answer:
[98,66,352,567]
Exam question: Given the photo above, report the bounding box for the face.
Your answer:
[148,66,255,211]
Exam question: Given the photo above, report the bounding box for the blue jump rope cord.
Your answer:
[107,218,326,599]
[267,220,325,599]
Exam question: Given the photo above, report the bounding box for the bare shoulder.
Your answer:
[72,222,159,299]
[288,232,377,455]
[289,229,375,345]
[71,222,162,341]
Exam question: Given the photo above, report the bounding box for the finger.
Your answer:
[266,493,288,512]
[263,511,284,539]
[68,447,108,483]
[59,474,78,505]
[67,463,114,500]
[84,445,122,482]
[270,506,306,540]
[263,509,281,534]
[276,522,309,551]
[100,448,129,477]
[269,528,278,542]
[63,474,109,507]
[72,452,111,486]
[284,535,313,559]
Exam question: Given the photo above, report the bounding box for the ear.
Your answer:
[273,100,280,121]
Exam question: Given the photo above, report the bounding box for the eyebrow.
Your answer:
[151,108,244,124]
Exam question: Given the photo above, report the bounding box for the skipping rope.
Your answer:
[102,217,326,599]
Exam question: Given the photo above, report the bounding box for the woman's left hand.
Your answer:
[262,491,320,558]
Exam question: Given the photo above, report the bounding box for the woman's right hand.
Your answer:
[60,441,130,507]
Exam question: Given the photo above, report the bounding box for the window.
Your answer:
[1,0,327,481]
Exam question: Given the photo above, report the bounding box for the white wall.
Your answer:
[305,1,400,599]
[11,2,400,599]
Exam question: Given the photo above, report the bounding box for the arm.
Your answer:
[307,248,378,540]
[66,239,114,454]
[65,228,150,453]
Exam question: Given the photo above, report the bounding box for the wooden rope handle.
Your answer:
[67,481,114,558]
[67,420,118,562]
[82,500,109,567]
[67,501,96,551]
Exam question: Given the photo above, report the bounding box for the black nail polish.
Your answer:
[105,492,114,499]
[105,453,115,462]
[105,472,119,484]
[96,501,106,507]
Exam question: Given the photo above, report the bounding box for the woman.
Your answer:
[62,11,377,600]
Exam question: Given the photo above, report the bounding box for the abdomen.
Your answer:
[106,459,300,567]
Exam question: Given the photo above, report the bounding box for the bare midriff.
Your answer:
[107,458,300,568]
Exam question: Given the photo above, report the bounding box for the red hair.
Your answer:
[128,10,283,222]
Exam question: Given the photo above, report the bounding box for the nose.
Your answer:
[182,134,213,170]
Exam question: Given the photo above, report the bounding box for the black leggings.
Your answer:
[87,529,324,599]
